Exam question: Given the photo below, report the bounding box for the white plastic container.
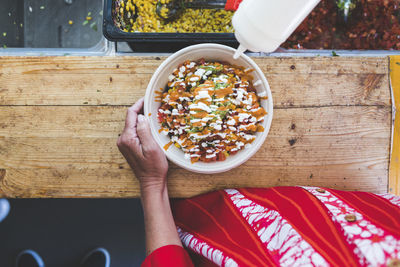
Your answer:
[144,44,273,174]
[233,0,320,56]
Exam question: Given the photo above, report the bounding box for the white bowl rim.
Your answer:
[144,43,273,174]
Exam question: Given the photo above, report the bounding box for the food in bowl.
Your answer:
[113,0,234,33]
[157,58,267,163]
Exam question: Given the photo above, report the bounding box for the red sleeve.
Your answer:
[141,245,194,267]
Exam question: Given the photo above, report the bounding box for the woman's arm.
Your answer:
[117,98,182,256]
[141,185,182,255]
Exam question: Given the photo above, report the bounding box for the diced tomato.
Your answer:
[230,151,238,156]
[201,155,217,162]
[217,152,226,161]
[158,111,166,123]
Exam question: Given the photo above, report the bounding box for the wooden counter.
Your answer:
[0,56,392,198]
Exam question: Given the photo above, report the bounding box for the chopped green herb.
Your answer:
[199,66,216,73]
[63,53,70,56]
[2,32,6,37]
[88,12,92,16]
[215,83,227,90]
[336,0,357,11]
[396,62,400,66]
[40,6,45,9]
[90,22,98,31]
[20,23,23,28]
[83,101,88,104]
[189,127,202,133]
[82,20,89,26]
[97,89,101,92]
[2,44,7,48]
[216,65,224,72]
[331,51,339,57]
[216,110,228,118]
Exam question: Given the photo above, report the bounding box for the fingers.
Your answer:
[131,97,145,113]
[124,98,145,131]
[137,114,159,156]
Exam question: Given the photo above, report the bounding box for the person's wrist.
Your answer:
[140,178,167,197]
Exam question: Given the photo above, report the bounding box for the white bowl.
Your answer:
[144,44,273,174]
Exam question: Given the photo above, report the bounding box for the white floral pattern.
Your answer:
[177,227,239,267]
[224,189,329,267]
[303,187,400,267]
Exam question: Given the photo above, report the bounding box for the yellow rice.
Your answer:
[114,0,234,33]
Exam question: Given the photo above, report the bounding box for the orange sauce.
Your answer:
[257,125,265,132]
[191,157,200,164]
[248,92,258,104]
[198,99,211,105]
[192,121,203,127]
[247,125,257,131]
[186,144,196,150]
[158,128,167,134]
[230,133,239,140]
[163,141,173,151]
[200,128,210,135]
[215,86,233,99]
[251,108,267,118]
[182,139,193,147]
[154,90,164,102]
[192,111,208,119]
[155,59,268,163]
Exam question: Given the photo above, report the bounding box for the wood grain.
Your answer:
[0,56,392,198]
[0,57,390,107]
[0,105,391,197]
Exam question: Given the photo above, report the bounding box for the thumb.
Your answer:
[137,114,159,154]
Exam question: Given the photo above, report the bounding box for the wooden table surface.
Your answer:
[0,56,392,198]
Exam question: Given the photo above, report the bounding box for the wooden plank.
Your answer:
[0,105,391,198]
[0,57,390,107]
[0,57,388,75]
[389,56,400,195]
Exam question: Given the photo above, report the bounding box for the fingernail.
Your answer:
[138,114,145,122]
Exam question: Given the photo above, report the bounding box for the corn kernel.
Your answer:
[114,0,234,33]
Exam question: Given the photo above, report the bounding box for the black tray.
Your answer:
[102,0,239,52]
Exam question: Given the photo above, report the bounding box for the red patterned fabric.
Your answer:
[170,187,400,267]
[302,187,400,266]
[328,189,400,237]
[225,0,243,11]
[173,191,277,266]
[141,245,194,267]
